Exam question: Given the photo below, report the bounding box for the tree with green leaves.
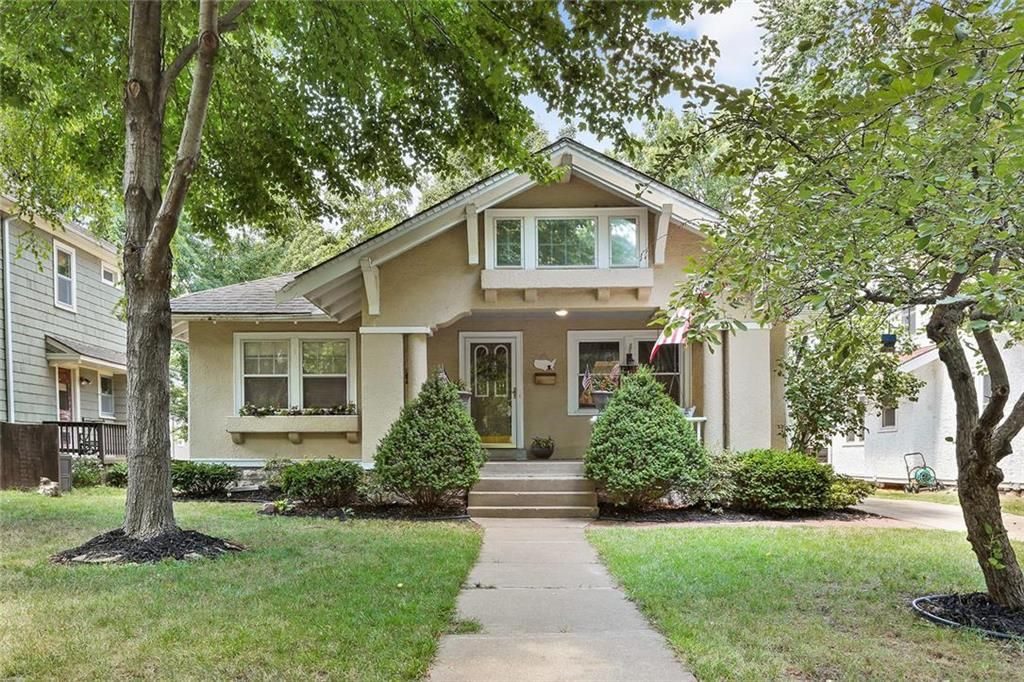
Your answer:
[667,1,1024,606]
[0,0,723,551]
[780,317,924,456]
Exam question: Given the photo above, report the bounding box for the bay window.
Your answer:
[609,216,640,266]
[235,333,356,411]
[495,218,523,267]
[568,330,689,415]
[537,217,597,267]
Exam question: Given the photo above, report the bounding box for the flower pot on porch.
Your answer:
[530,445,554,459]
[457,390,472,412]
[591,390,613,412]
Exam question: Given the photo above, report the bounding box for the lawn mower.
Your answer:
[904,452,944,493]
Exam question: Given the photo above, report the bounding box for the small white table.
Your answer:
[684,416,706,442]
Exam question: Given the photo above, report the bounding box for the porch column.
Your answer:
[726,325,773,451]
[359,332,405,463]
[405,332,429,402]
[702,332,725,452]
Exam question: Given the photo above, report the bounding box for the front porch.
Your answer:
[358,307,784,463]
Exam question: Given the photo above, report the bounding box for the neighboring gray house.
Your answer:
[1,198,127,456]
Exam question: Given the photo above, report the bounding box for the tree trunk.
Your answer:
[122,0,177,540]
[928,304,1024,608]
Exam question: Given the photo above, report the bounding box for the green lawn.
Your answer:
[872,488,1024,516]
[0,487,481,680]
[589,525,1024,681]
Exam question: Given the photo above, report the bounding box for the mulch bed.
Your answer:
[51,529,244,565]
[258,502,469,522]
[597,503,872,524]
[912,593,1024,640]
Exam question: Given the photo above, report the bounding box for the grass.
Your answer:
[0,487,481,681]
[872,488,1024,516]
[589,525,1024,681]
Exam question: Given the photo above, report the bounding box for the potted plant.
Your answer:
[529,436,555,459]
[590,374,618,411]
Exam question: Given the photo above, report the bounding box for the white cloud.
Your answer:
[675,0,764,88]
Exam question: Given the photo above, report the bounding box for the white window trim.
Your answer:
[233,332,357,412]
[566,329,690,416]
[492,216,525,269]
[100,263,119,287]
[98,372,116,419]
[54,365,80,421]
[879,405,898,432]
[53,240,77,312]
[484,207,648,271]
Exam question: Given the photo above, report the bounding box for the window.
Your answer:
[235,333,356,411]
[484,208,648,270]
[301,340,349,408]
[242,340,290,408]
[99,375,115,418]
[537,217,597,267]
[101,264,118,287]
[568,331,689,414]
[609,216,640,266]
[880,405,898,431]
[53,241,76,310]
[845,401,865,443]
[494,218,522,267]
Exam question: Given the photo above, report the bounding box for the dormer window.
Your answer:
[484,207,648,270]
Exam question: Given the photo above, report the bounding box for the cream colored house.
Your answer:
[171,139,787,468]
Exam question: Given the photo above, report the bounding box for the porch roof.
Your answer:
[45,335,126,372]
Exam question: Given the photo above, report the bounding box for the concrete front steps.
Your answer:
[469,461,597,519]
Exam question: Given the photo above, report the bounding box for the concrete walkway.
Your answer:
[427,518,694,682]
[857,497,1024,541]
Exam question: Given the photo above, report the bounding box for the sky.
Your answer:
[527,0,765,149]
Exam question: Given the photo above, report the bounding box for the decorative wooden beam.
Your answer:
[466,202,479,265]
[523,288,537,302]
[360,257,380,316]
[596,287,610,302]
[654,203,673,265]
[483,289,498,304]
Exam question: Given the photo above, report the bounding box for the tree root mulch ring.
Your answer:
[912,593,1024,640]
[597,504,872,524]
[51,529,245,565]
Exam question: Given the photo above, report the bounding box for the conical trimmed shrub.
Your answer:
[584,365,707,509]
[376,370,486,509]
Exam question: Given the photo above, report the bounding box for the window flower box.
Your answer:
[224,415,360,445]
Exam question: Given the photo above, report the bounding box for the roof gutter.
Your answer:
[2,214,15,421]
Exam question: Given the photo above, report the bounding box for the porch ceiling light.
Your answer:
[555,309,569,317]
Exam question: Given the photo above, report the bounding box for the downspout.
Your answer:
[721,330,730,451]
[1,214,15,421]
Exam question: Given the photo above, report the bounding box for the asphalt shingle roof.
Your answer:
[170,272,323,316]
[45,335,127,368]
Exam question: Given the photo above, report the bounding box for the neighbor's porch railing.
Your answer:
[43,421,128,462]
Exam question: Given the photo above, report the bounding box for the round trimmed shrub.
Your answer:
[732,449,834,512]
[584,366,708,509]
[279,458,363,508]
[827,475,875,509]
[375,371,485,509]
[170,461,239,498]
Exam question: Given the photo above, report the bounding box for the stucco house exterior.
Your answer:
[1,198,128,458]
[829,337,1024,488]
[171,139,787,475]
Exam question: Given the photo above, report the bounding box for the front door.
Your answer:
[459,332,522,448]
[57,367,74,421]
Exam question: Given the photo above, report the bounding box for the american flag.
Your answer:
[582,366,593,391]
[650,307,692,362]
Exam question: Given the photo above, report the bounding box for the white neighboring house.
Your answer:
[829,315,1024,488]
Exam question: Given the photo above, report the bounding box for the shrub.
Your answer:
[828,475,875,509]
[585,366,708,509]
[262,458,294,491]
[376,370,485,509]
[170,461,239,497]
[105,462,129,488]
[677,449,741,511]
[732,449,834,512]
[357,470,391,506]
[279,458,363,508]
[72,458,103,488]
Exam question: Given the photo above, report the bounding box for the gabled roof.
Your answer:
[170,272,324,317]
[275,137,722,319]
[45,335,126,371]
[1,196,120,266]
[900,345,939,372]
